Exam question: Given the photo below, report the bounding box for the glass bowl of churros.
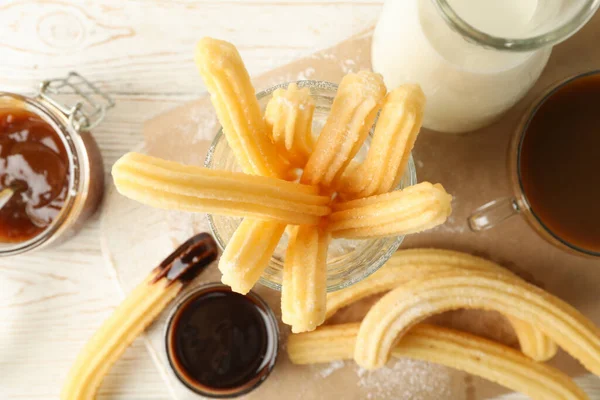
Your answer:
[205,80,417,292]
[112,38,451,334]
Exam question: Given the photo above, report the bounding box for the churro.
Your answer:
[281,225,331,333]
[328,182,452,238]
[354,270,600,374]
[510,316,559,364]
[112,152,330,225]
[195,37,286,177]
[339,84,425,197]
[325,248,557,362]
[265,83,315,166]
[288,323,588,400]
[302,71,386,187]
[281,226,299,326]
[219,218,286,295]
[61,234,218,400]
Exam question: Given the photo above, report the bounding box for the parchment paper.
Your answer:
[102,15,600,400]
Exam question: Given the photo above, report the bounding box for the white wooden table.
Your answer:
[0,1,382,398]
[1,1,599,399]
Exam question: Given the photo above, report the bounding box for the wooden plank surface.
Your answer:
[0,1,383,399]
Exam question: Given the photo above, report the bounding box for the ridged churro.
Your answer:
[354,270,600,374]
[265,83,315,166]
[61,234,218,400]
[329,182,452,239]
[325,249,557,362]
[281,225,331,333]
[287,323,588,400]
[194,37,286,177]
[281,226,299,326]
[509,316,559,364]
[219,218,286,295]
[112,152,330,225]
[302,71,386,187]
[339,84,425,197]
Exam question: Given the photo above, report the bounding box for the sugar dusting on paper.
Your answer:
[310,358,458,399]
[310,51,362,74]
[182,107,217,144]
[317,360,346,379]
[297,67,316,80]
[356,359,454,400]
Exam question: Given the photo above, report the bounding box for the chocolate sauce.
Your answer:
[167,285,278,397]
[519,73,600,254]
[0,108,69,242]
[152,232,218,285]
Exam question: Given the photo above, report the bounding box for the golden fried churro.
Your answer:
[328,182,452,239]
[219,218,286,294]
[509,316,559,363]
[302,71,386,187]
[288,323,357,364]
[354,270,600,374]
[281,226,299,326]
[195,37,286,177]
[112,153,330,225]
[372,249,557,361]
[281,225,331,333]
[325,248,557,362]
[288,323,588,400]
[339,84,425,197]
[264,83,315,166]
[61,234,218,400]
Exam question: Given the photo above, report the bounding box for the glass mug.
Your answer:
[468,71,600,258]
[205,80,418,292]
[372,0,600,133]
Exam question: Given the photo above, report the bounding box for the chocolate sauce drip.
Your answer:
[152,232,218,285]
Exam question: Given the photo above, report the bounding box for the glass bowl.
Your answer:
[205,80,417,292]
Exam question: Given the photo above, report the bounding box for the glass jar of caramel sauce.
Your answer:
[0,72,113,255]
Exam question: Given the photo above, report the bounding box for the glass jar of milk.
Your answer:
[372,0,600,133]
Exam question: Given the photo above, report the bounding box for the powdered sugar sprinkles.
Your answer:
[356,358,456,400]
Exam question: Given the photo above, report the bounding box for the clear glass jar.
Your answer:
[372,0,600,134]
[205,80,417,292]
[0,73,112,255]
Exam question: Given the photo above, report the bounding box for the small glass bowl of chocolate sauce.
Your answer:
[165,283,279,398]
[0,72,112,255]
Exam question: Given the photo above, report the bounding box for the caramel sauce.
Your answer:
[0,108,69,242]
[519,73,600,253]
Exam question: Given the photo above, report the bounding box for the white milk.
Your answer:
[447,0,538,37]
[372,0,551,133]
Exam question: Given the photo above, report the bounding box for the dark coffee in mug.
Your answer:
[518,73,600,253]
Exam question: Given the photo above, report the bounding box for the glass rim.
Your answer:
[515,69,600,257]
[204,79,418,292]
[163,283,279,398]
[433,0,600,52]
[0,92,82,256]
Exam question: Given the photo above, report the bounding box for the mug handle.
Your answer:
[468,197,521,231]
